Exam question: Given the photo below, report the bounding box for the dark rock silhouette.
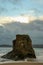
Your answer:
[2,34,36,60]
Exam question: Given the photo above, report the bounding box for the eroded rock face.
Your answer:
[2,34,36,60]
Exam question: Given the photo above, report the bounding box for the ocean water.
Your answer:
[0,47,43,64]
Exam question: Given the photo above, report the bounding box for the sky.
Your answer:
[0,0,43,24]
[0,0,43,45]
[0,0,43,16]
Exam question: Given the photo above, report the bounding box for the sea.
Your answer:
[0,47,43,64]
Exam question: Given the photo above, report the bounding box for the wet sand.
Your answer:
[0,62,43,65]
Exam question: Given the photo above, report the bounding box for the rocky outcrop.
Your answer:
[2,34,36,60]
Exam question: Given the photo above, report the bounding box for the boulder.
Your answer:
[2,34,36,60]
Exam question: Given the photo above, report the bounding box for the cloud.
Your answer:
[0,15,43,45]
[2,19,43,45]
[28,9,42,16]
[0,15,37,24]
[0,17,15,24]
[0,15,43,24]
[0,8,43,24]
[39,16,43,20]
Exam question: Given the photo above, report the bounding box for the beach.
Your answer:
[0,62,43,65]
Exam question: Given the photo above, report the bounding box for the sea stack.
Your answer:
[2,34,36,60]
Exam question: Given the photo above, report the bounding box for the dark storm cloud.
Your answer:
[1,20,43,45]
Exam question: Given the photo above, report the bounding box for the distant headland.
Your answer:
[0,44,43,48]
